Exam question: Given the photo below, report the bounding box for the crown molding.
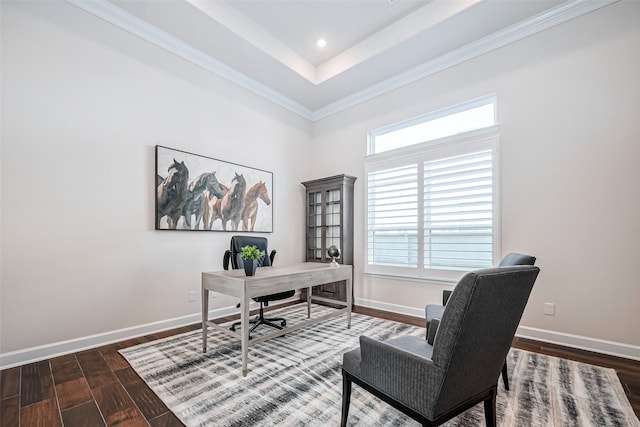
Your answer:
[312,0,619,121]
[185,0,317,83]
[67,0,618,123]
[315,0,481,84]
[66,0,314,121]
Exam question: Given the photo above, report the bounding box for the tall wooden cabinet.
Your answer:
[302,175,356,303]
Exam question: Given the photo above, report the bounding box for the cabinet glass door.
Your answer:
[307,191,322,260]
[325,189,341,256]
[306,188,342,262]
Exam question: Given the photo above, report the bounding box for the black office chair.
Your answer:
[223,236,295,338]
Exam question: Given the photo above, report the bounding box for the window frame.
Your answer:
[365,106,501,283]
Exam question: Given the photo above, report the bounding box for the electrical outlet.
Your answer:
[188,290,196,302]
[544,302,555,315]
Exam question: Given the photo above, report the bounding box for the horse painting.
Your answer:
[220,173,246,231]
[182,171,224,230]
[156,159,189,229]
[156,145,273,232]
[242,181,270,232]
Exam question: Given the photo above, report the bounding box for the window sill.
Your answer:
[363,271,459,286]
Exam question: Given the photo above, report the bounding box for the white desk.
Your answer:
[202,262,352,376]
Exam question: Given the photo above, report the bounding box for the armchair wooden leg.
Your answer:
[341,370,352,427]
[483,387,497,427]
[501,360,509,391]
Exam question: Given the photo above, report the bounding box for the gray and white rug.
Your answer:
[120,304,639,426]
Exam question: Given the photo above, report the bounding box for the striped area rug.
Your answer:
[120,304,638,426]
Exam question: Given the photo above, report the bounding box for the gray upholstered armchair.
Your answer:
[425,252,536,390]
[341,265,540,426]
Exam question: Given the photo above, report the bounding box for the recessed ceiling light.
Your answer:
[316,38,327,48]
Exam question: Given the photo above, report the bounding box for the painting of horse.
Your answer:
[202,183,227,230]
[156,159,189,229]
[242,181,270,232]
[220,173,246,231]
[182,171,224,230]
[155,146,272,232]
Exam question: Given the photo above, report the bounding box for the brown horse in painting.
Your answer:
[242,181,270,231]
[220,173,246,231]
[202,183,227,230]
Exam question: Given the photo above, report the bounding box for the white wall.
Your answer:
[311,2,640,352]
[0,1,310,357]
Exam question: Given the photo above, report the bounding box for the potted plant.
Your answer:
[240,245,265,276]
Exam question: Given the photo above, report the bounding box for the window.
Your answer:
[365,96,499,282]
[369,95,496,155]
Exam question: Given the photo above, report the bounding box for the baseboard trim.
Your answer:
[0,297,299,370]
[515,326,640,362]
[355,297,640,362]
[355,297,426,319]
[4,296,637,369]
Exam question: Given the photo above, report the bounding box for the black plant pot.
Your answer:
[243,259,258,276]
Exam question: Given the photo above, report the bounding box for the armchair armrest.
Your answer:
[269,249,277,265]
[442,290,452,306]
[223,250,232,270]
[427,318,440,345]
[358,336,444,416]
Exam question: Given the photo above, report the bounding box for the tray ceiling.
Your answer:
[69,0,617,120]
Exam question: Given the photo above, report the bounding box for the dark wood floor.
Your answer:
[1,304,638,426]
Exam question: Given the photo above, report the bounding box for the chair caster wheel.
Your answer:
[281,321,286,327]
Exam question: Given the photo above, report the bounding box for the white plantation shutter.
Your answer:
[424,150,493,271]
[367,164,418,268]
[366,130,498,280]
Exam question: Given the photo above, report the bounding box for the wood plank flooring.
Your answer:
[1,304,638,426]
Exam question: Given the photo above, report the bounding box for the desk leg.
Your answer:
[346,277,352,329]
[307,286,312,318]
[202,287,209,353]
[241,289,250,377]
